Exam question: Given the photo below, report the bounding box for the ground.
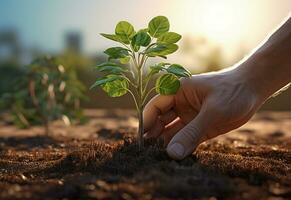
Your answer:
[0,109,290,200]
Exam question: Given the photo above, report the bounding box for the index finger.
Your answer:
[143,94,175,132]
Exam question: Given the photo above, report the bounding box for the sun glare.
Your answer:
[196,1,247,43]
[171,0,251,64]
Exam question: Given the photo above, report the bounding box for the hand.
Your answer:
[143,68,265,160]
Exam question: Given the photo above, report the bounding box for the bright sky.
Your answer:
[0,0,290,67]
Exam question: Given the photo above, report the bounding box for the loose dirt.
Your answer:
[0,110,290,199]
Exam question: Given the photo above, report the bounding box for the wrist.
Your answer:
[233,16,291,101]
[234,50,291,102]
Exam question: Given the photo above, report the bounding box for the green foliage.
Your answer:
[131,31,151,51]
[0,56,87,132]
[101,75,129,97]
[155,74,180,95]
[148,16,170,37]
[157,32,182,44]
[145,43,178,57]
[148,63,191,78]
[166,64,192,77]
[104,47,129,59]
[119,57,130,64]
[92,16,192,148]
[95,62,127,74]
[115,21,135,44]
[100,33,121,43]
[91,74,126,88]
[148,62,171,76]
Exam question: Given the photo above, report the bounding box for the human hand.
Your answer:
[143,68,266,160]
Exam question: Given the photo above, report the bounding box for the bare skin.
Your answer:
[144,16,291,160]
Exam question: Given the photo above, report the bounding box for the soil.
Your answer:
[0,109,290,200]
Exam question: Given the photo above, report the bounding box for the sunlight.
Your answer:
[195,0,247,43]
[169,0,255,65]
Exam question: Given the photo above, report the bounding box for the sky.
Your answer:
[0,0,290,67]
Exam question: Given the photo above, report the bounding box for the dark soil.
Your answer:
[0,110,290,199]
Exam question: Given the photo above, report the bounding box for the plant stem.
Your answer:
[133,51,146,150]
[137,62,144,150]
[123,76,137,88]
[142,87,156,105]
[130,49,150,150]
[137,108,144,149]
[125,89,139,111]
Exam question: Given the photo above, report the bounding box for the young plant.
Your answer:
[91,16,191,149]
[0,56,87,134]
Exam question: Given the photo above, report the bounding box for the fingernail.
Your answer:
[167,143,185,159]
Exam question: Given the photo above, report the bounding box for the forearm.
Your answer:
[237,16,291,100]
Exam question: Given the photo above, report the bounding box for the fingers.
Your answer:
[160,110,177,125]
[144,118,164,138]
[166,110,210,160]
[143,95,175,132]
[145,110,177,138]
[162,118,185,145]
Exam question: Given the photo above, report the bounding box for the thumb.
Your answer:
[166,110,209,160]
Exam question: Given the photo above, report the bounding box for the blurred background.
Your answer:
[0,0,290,115]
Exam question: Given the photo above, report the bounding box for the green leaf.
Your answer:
[100,33,121,43]
[115,21,135,44]
[131,31,151,52]
[101,75,129,97]
[155,74,180,95]
[149,62,170,75]
[96,62,127,74]
[157,32,181,44]
[148,16,170,38]
[146,44,178,56]
[145,44,167,54]
[131,31,151,47]
[90,74,122,89]
[119,56,130,64]
[104,47,129,59]
[166,64,191,77]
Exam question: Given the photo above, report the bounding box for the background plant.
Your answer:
[91,16,191,148]
[0,56,87,134]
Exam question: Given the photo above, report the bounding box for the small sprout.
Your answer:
[92,16,192,149]
[0,56,87,133]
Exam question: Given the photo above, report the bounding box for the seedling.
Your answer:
[91,16,191,149]
[0,56,87,134]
